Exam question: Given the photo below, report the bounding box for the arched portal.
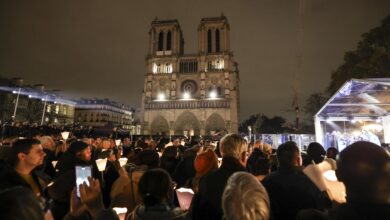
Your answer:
[174,111,201,136]
[205,113,226,135]
[150,115,169,135]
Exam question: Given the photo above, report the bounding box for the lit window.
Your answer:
[166,63,172,73]
[54,118,58,123]
[207,58,224,71]
[55,105,59,114]
[63,106,67,115]
[46,105,51,113]
[45,117,49,122]
[153,63,172,74]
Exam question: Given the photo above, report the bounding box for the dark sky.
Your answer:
[1,0,389,122]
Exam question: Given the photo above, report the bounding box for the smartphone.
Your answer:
[75,166,92,197]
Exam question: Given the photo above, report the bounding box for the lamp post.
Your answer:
[40,96,48,125]
[11,87,21,124]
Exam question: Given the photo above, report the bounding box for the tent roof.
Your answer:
[316,78,390,118]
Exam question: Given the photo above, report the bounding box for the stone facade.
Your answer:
[75,98,134,129]
[140,15,240,136]
[0,78,75,125]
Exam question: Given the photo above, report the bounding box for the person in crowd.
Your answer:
[55,140,92,176]
[122,138,132,148]
[262,143,273,156]
[64,177,119,220]
[303,142,326,166]
[0,144,12,162]
[110,149,160,212]
[186,148,218,193]
[222,172,270,220]
[262,141,331,220]
[38,136,57,178]
[247,140,267,174]
[328,141,390,219]
[172,137,186,154]
[251,157,271,181]
[48,141,92,220]
[160,146,180,177]
[191,133,248,220]
[0,186,50,220]
[0,139,53,219]
[7,138,49,196]
[97,149,120,207]
[54,139,68,160]
[128,168,187,220]
[172,148,197,188]
[93,138,112,159]
[326,147,339,160]
[123,147,137,165]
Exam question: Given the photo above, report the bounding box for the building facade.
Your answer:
[0,77,75,125]
[75,98,134,129]
[140,15,240,136]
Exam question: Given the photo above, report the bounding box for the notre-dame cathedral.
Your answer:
[140,15,239,136]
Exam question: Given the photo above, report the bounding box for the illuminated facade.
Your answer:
[75,98,134,129]
[0,78,75,125]
[140,15,240,135]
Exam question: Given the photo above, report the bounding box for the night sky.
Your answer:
[1,0,389,122]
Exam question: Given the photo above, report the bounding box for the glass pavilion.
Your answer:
[315,78,390,150]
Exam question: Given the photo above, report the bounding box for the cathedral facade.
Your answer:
[140,15,240,136]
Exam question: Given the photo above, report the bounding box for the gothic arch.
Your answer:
[207,29,212,53]
[205,113,226,135]
[215,29,220,52]
[166,31,172,50]
[174,111,200,135]
[150,115,169,135]
[158,32,164,51]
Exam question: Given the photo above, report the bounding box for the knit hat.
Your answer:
[69,141,89,155]
[194,149,218,176]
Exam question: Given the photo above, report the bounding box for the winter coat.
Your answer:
[128,204,187,220]
[110,165,148,212]
[191,156,246,220]
[262,166,331,220]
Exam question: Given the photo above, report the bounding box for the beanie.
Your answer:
[69,141,88,155]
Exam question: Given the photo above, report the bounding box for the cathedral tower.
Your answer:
[140,15,239,136]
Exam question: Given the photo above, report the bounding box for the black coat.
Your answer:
[328,202,390,220]
[262,166,331,220]
[191,156,246,220]
[297,202,390,220]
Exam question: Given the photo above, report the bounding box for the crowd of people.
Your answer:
[0,128,389,220]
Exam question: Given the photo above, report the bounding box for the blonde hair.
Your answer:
[220,133,248,160]
[222,172,270,220]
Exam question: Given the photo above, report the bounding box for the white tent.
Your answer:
[315,78,390,149]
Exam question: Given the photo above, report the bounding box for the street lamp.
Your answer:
[40,96,48,125]
[12,87,21,124]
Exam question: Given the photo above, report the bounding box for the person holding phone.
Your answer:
[48,141,94,220]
